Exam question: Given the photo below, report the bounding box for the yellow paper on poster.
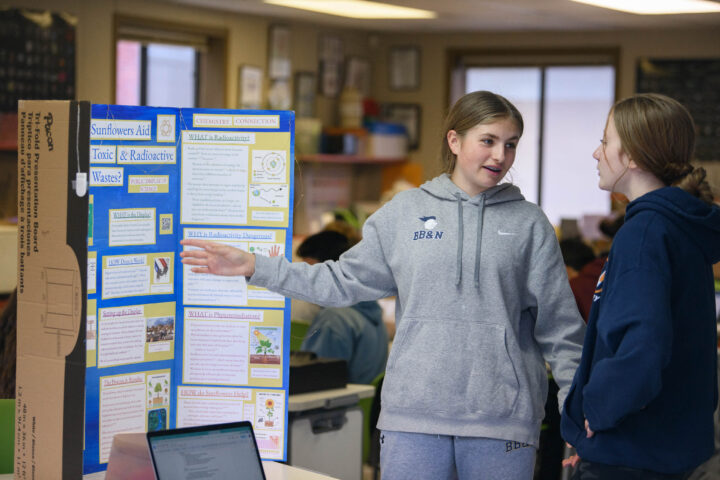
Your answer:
[97,301,175,368]
[181,307,284,388]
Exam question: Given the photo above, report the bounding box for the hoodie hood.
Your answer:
[420,174,526,286]
[419,173,525,205]
[626,187,720,264]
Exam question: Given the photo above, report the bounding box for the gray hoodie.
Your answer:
[251,174,585,445]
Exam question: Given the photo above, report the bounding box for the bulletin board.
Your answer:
[0,8,76,112]
[636,58,720,162]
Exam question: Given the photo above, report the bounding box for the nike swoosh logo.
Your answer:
[497,230,516,235]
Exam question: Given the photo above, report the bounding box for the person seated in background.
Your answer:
[291,219,363,324]
[567,216,624,322]
[297,230,388,385]
[559,237,597,281]
[559,237,597,323]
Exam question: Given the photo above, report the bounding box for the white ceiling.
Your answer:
[162,0,720,32]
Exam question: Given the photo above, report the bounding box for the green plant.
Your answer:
[255,339,274,355]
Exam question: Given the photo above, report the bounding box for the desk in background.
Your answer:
[288,384,375,480]
[0,461,338,480]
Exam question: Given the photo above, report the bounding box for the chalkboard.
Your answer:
[0,8,76,112]
[636,58,720,162]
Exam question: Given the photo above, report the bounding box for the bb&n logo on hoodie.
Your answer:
[413,216,444,240]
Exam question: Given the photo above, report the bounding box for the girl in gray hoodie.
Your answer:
[181,91,586,479]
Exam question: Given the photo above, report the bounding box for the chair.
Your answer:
[290,320,311,352]
[358,372,384,467]
[366,374,384,480]
[0,398,15,474]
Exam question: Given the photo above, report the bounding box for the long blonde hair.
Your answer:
[612,93,714,204]
[441,91,524,174]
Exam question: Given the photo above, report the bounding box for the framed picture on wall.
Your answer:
[345,56,371,97]
[319,34,343,63]
[294,71,316,118]
[383,103,421,150]
[319,60,341,98]
[389,46,420,91]
[268,79,291,110]
[268,24,291,80]
[237,65,263,109]
[318,34,343,98]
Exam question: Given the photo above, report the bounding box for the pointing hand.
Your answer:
[180,239,256,277]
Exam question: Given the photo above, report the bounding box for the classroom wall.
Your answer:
[373,29,720,180]
[14,0,373,127]
[10,0,720,187]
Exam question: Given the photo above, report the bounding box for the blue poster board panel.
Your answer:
[83,105,294,474]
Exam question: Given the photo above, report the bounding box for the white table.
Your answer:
[0,461,338,480]
[288,383,375,411]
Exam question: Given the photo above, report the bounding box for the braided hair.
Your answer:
[611,93,714,204]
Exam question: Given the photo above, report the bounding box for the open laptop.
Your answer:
[147,421,267,480]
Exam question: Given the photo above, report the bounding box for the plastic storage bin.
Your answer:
[367,122,407,159]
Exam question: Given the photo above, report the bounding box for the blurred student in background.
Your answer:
[297,230,388,384]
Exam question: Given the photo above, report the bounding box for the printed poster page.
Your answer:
[87,298,97,368]
[176,386,286,460]
[96,369,172,464]
[97,301,176,368]
[101,251,175,300]
[181,307,284,388]
[180,111,293,228]
[182,227,287,308]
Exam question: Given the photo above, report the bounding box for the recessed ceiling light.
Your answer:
[570,0,720,14]
[263,0,437,19]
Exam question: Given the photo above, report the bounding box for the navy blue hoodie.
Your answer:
[561,187,720,474]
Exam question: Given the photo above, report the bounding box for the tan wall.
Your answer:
[13,1,720,187]
[372,29,720,180]
[16,0,373,126]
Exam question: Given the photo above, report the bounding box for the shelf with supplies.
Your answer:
[296,154,407,164]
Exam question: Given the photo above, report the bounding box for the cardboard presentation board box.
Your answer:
[15,100,296,478]
[15,100,90,479]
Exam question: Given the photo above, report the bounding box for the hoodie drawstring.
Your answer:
[474,196,485,288]
[455,194,464,286]
[455,194,485,288]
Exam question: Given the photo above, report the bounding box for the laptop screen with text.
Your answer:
[147,421,266,480]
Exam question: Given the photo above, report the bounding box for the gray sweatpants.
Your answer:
[379,430,537,480]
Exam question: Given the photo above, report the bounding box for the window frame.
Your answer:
[113,15,228,109]
[446,48,619,208]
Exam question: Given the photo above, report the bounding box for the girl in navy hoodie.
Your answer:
[561,93,720,479]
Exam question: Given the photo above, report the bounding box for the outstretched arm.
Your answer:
[525,218,586,411]
[180,239,256,277]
